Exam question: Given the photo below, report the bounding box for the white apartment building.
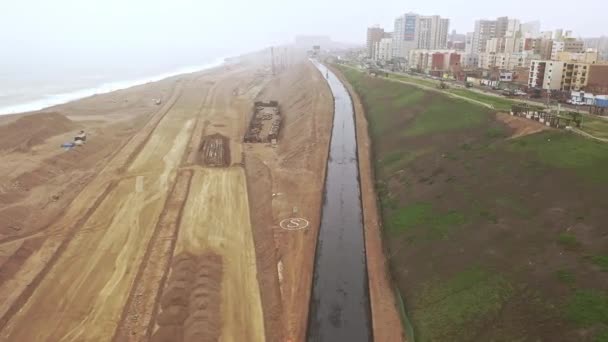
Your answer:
[472,20,497,54]
[505,19,521,38]
[529,60,564,90]
[486,37,526,55]
[392,13,418,59]
[508,51,541,69]
[408,49,461,73]
[416,16,450,50]
[479,51,540,70]
[462,54,479,67]
[374,38,394,61]
[393,13,449,59]
[465,32,474,54]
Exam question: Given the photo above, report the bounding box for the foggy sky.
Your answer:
[1,0,606,67]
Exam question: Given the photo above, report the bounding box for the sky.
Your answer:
[1,0,606,68]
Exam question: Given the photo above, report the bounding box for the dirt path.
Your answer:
[331,65,406,341]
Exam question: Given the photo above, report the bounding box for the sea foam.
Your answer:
[0,57,226,116]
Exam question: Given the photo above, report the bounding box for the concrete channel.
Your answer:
[307,60,372,342]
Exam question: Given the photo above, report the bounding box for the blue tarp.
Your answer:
[61,142,76,150]
[596,98,608,108]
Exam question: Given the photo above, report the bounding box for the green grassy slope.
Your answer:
[337,65,608,342]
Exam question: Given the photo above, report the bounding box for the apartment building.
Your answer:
[472,20,497,54]
[367,26,387,58]
[471,16,522,56]
[374,38,394,61]
[392,13,419,58]
[409,49,461,74]
[495,16,509,39]
[550,39,584,60]
[485,37,525,54]
[556,50,599,64]
[529,60,591,91]
[393,13,449,59]
[417,15,450,50]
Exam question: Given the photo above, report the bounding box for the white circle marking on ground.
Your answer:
[279,218,310,231]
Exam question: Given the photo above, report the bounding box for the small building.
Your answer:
[570,91,595,105]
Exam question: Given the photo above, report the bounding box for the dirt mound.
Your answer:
[496,112,550,139]
[153,251,223,342]
[0,112,77,152]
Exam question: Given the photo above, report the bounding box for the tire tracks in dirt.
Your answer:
[113,79,219,342]
[0,79,184,331]
[112,169,194,342]
[0,81,183,247]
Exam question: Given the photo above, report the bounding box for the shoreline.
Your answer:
[0,57,229,117]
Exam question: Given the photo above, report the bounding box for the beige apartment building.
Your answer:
[529,60,591,91]
[550,39,584,60]
[556,50,599,64]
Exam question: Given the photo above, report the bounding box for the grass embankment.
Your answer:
[337,65,608,341]
[381,69,608,139]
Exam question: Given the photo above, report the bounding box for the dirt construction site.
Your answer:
[0,50,391,342]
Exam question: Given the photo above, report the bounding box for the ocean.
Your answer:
[0,57,226,116]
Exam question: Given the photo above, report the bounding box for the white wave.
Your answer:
[0,57,226,116]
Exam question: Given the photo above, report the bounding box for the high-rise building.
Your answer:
[496,16,510,38]
[374,37,394,61]
[367,26,386,58]
[506,19,521,38]
[417,15,450,50]
[472,17,523,54]
[392,13,419,59]
[472,20,498,54]
[465,32,474,54]
[393,13,448,59]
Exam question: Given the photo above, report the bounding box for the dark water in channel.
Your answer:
[306,61,372,342]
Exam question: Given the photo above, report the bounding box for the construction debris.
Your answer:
[244,101,282,144]
[510,104,579,128]
[74,130,87,144]
[200,133,230,167]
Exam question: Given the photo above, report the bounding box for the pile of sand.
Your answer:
[0,112,77,152]
[152,252,223,342]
